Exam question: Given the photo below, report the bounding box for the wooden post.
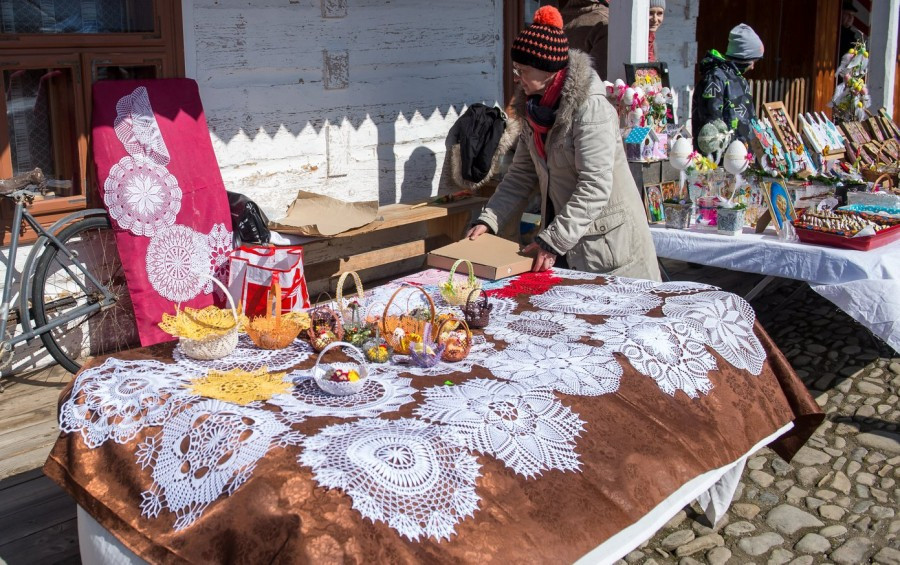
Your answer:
[868,0,900,115]
[810,0,840,115]
[607,0,649,83]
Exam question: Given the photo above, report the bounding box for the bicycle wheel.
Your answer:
[32,215,139,373]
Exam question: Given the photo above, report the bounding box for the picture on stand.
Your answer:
[660,181,678,202]
[762,180,797,235]
[644,184,665,223]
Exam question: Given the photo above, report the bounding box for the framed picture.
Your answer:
[624,62,670,89]
[644,184,665,224]
[761,180,797,235]
[660,181,678,202]
[763,102,803,152]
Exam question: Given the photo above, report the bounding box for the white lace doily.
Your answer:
[173,334,313,373]
[550,267,598,280]
[299,418,480,541]
[415,379,584,477]
[605,276,719,295]
[269,372,416,420]
[146,225,212,302]
[530,283,662,316]
[59,358,194,448]
[590,316,717,398]
[205,223,233,295]
[113,86,170,166]
[482,296,518,326]
[483,309,592,345]
[662,291,766,375]
[481,341,623,397]
[137,399,303,530]
[103,156,181,237]
[382,335,497,378]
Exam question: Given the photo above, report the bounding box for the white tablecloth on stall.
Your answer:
[650,225,900,352]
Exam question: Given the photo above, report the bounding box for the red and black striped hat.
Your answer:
[511,6,569,73]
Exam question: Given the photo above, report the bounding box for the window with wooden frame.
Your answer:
[503,0,541,104]
[0,0,184,244]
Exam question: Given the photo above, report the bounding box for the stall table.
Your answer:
[650,225,900,352]
[45,269,821,564]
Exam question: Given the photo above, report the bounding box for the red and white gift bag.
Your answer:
[227,245,310,318]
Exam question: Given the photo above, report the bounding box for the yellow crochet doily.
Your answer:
[188,367,290,405]
[159,305,237,340]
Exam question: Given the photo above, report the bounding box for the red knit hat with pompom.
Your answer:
[511,6,569,73]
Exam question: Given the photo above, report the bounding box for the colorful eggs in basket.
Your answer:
[313,330,337,351]
[329,368,360,383]
[364,343,391,363]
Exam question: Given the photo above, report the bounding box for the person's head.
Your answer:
[511,6,568,96]
[725,23,764,74]
[649,1,665,33]
[841,0,856,27]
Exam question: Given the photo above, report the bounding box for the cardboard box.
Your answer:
[426,234,534,280]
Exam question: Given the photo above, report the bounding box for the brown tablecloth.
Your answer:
[45,271,822,564]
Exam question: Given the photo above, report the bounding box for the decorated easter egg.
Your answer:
[723,140,749,174]
[669,136,693,171]
[623,87,635,105]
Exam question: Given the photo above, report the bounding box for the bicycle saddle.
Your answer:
[0,168,45,195]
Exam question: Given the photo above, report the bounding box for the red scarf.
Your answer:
[526,68,568,160]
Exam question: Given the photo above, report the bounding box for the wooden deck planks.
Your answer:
[0,472,79,564]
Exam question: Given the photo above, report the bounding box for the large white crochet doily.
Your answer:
[103,156,181,237]
[483,309,592,345]
[137,399,302,530]
[662,291,766,375]
[590,315,717,398]
[530,283,662,316]
[550,267,599,280]
[415,379,584,477]
[268,372,416,420]
[59,358,194,448]
[173,334,313,373]
[481,341,623,397]
[606,276,719,295]
[145,224,212,302]
[113,86,170,166]
[299,418,481,541]
[205,223,233,295]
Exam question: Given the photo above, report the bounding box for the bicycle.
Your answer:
[0,168,138,378]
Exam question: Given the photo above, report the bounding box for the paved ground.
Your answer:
[621,276,900,565]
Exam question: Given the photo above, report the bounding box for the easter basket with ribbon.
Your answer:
[363,330,393,364]
[379,283,436,355]
[336,271,374,347]
[438,259,481,307]
[242,281,306,350]
[312,341,369,396]
[158,276,240,360]
[306,293,345,353]
[407,323,445,368]
[436,314,473,362]
[462,287,492,329]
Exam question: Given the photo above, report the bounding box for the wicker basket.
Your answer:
[306,293,345,353]
[312,341,369,396]
[379,284,436,355]
[159,276,239,360]
[363,332,393,364]
[462,287,492,329]
[336,271,374,346]
[244,282,304,350]
[436,315,472,362]
[439,259,482,306]
[408,323,445,368]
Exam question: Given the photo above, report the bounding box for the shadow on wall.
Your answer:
[399,146,437,204]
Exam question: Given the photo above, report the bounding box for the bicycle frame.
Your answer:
[0,196,115,350]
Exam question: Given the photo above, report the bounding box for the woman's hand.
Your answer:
[466,224,489,240]
[522,242,557,272]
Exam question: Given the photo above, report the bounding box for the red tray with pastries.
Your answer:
[794,222,900,251]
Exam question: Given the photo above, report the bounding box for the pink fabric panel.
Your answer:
[92,79,233,346]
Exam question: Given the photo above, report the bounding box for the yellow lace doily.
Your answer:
[188,367,290,405]
[159,305,237,340]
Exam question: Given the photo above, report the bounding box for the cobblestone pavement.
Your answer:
[619,278,900,565]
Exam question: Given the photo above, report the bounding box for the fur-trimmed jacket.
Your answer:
[476,49,660,281]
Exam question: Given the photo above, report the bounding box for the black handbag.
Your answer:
[227,191,271,245]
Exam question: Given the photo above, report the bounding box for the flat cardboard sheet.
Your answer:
[426,234,534,280]
[270,190,379,236]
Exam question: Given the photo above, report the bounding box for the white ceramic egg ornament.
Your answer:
[669,137,693,171]
[627,108,644,128]
[623,87,636,106]
[723,140,749,175]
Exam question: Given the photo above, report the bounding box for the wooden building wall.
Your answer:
[696,0,840,119]
[184,0,504,219]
